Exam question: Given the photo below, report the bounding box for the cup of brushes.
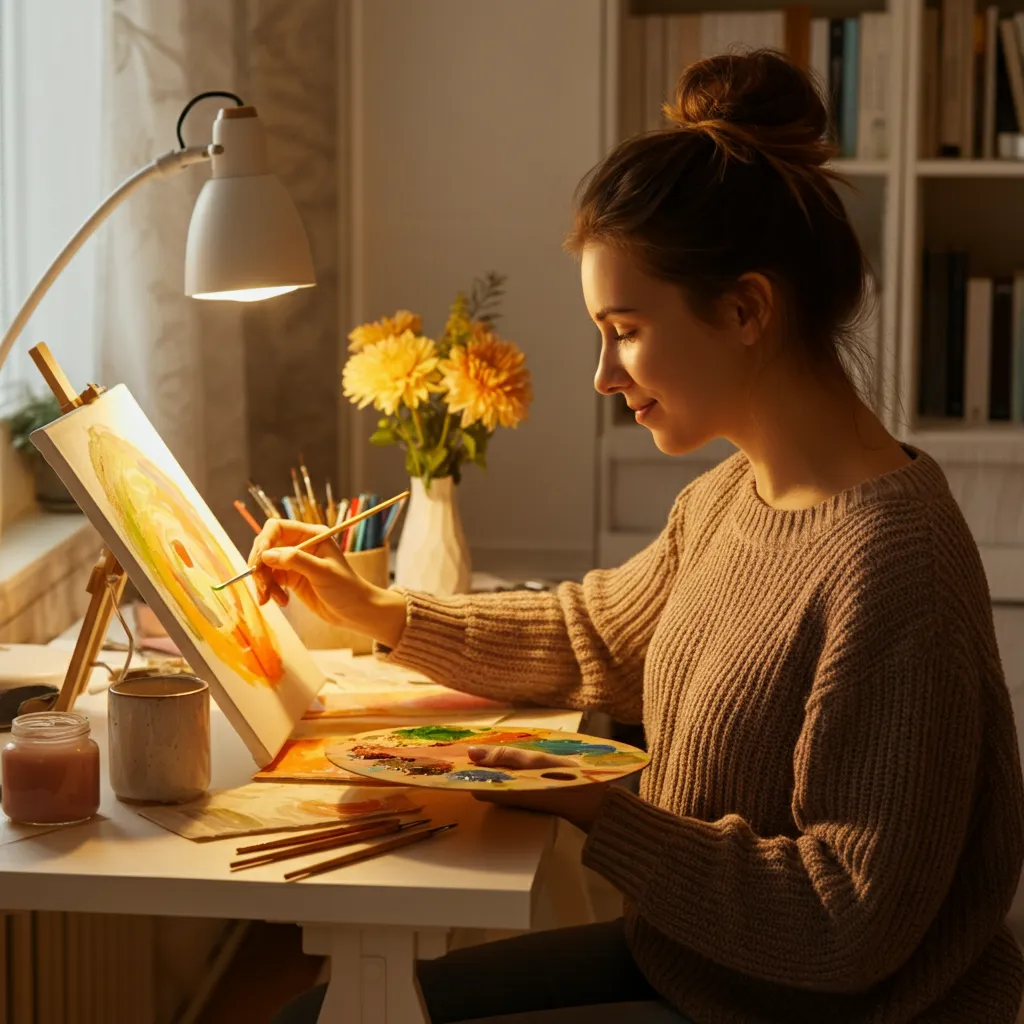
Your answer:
[235,475,408,655]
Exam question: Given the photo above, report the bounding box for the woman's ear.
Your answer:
[732,273,774,346]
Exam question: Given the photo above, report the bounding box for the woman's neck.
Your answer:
[725,358,910,511]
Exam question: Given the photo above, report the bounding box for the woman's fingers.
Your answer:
[261,546,338,584]
[467,745,578,770]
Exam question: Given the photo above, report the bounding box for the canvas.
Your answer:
[32,385,325,765]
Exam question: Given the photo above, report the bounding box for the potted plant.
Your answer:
[6,393,77,512]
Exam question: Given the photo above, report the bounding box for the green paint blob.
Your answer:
[391,725,480,743]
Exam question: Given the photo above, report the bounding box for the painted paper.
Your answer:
[32,386,324,765]
[326,726,650,791]
[137,782,417,841]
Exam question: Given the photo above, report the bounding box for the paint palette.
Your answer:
[325,725,650,791]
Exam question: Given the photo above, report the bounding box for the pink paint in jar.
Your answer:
[2,712,100,825]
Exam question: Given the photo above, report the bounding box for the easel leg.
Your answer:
[301,924,447,1024]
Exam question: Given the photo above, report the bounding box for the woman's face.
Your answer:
[582,242,757,455]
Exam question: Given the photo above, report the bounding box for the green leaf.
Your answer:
[369,427,397,446]
[404,449,419,476]
[424,447,447,474]
[461,431,476,460]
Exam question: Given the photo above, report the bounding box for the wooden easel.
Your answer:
[19,343,128,714]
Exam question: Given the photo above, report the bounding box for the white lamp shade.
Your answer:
[185,175,315,300]
[184,105,315,301]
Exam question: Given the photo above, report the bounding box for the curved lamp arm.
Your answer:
[0,144,217,377]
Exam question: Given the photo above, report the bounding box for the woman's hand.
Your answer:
[468,745,609,832]
[247,519,407,648]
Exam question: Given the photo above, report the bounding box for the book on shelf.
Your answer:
[922,256,1024,424]
[626,8,890,160]
[923,3,1024,159]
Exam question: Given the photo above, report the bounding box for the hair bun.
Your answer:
[664,49,837,179]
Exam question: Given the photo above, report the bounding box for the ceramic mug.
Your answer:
[108,674,210,803]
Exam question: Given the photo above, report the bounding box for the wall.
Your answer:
[349,0,606,577]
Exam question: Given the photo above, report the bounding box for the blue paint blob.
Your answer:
[509,739,616,757]
[446,769,516,784]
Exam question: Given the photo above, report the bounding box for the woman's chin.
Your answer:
[649,425,713,457]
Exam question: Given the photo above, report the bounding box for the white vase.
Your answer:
[394,476,472,595]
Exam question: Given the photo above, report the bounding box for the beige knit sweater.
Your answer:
[383,449,1024,1023]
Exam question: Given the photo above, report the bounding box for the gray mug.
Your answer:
[108,674,210,803]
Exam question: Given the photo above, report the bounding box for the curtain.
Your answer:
[99,0,339,547]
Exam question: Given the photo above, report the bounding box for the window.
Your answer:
[0,0,104,409]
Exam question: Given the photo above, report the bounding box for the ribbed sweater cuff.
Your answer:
[374,590,473,681]
[582,786,680,903]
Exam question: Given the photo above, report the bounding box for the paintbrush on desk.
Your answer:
[212,489,410,591]
[285,823,458,882]
[230,817,429,872]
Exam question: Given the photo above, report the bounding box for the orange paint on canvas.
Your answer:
[89,426,284,687]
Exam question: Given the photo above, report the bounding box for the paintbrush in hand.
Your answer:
[212,489,409,591]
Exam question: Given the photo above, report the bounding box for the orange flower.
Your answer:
[348,310,423,352]
[439,331,531,430]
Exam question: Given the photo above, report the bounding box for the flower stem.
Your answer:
[438,413,452,451]
[410,406,426,448]
[396,416,423,475]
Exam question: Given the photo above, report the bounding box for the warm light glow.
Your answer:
[191,284,312,303]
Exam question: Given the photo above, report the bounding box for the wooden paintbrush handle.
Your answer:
[235,813,403,855]
[285,823,457,881]
[230,819,423,872]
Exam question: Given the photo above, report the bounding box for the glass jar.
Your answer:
[1,712,100,825]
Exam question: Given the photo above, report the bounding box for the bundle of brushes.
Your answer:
[228,811,458,881]
[236,455,406,554]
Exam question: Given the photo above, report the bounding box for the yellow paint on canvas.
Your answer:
[89,426,283,687]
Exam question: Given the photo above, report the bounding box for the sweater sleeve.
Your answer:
[582,525,984,992]
[377,490,688,722]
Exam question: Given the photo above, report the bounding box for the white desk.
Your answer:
[0,683,585,1023]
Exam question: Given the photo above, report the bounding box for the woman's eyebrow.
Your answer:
[594,306,637,321]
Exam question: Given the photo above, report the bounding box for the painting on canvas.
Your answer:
[32,385,324,765]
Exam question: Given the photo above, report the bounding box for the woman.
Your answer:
[268,51,1024,1024]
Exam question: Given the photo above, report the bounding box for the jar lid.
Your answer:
[11,711,89,740]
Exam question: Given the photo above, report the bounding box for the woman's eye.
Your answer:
[613,328,637,342]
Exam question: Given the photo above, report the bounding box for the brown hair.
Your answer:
[566,50,868,372]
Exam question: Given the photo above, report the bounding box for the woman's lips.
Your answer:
[633,400,656,424]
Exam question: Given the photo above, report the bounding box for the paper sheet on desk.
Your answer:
[306,649,511,725]
[138,782,418,841]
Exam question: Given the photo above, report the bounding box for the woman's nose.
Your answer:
[594,340,629,396]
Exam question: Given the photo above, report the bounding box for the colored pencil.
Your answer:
[343,495,362,553]
[230,818,430,872]
[285,823,458,882]
[382,497,406,544]
[212,490,410,590]
[234,500,262,535]
[325,480,336,526]
[281,496,297,521]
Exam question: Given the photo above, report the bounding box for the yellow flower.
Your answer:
[439,331,531,430]
[342,331,439,415]
[348,310,423,352]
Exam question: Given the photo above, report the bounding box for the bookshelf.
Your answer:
[894,0,1024,595]
[597,0,908,567]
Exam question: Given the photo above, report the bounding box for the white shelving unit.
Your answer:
[896,0,1024,597]
[597,0,908,567]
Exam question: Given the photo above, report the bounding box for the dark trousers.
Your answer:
[273,919,692,1023]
